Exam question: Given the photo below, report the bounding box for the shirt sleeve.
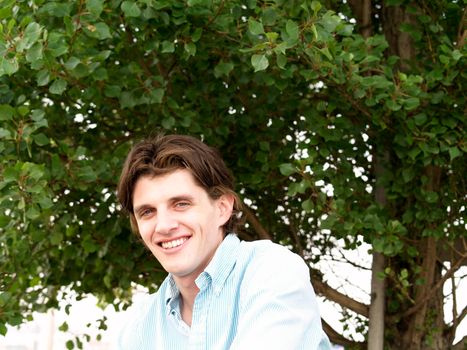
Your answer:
[115,304,141,350]
[231,244,331,350]
[115,296,149,350]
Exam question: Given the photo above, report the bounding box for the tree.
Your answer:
[0,0,465,349]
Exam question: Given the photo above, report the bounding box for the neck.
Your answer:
[174,276,200,326]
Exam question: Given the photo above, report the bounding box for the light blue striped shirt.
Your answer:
[117,234,331,349]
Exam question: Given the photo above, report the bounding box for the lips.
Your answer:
[160,237,189,249]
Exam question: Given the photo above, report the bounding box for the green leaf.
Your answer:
[59,321,69,332]
[279,163,296,176]
[120,91,135,108]
[86,0,104,17]
[248,18,264,35]
[26,206,40,220]
[49,79,67,95]
[64,57,81,70]
[320,11,341,32]
[302,199,314,212]
[403,97,420,110]
[104,85,121,97]
[150,89,164,103]
[161,40,175,53]
[402,167,415,183]
[285,20,299,42]
[214,61,234,78]
[187,0,211,6]
[311,1,322,13]
[424,191,439,203]
[36,70,50,87]
[0,323,6,336]
[274,42,288,55]
[413,113,427,126]
[33,133,49,146]
[78,166,97,181]
[262,8,277,26]
[19,22,42,52]
[448,146,461,161]
[0,128,12,139]
[50,231,63,245]
[93,67,108,80]
[386,99,401,111]
[47,32,69,57]
[451,49,462,62]
[184,42,196,57]
[0,105,14,121]
[299,69,319,80]
[276,53,287,69]
[0,291,11,307]
[94,22,112,39]
[0,57,19,76]
[26,42,44,63]
[316,47,332,60]
[121,1,141,17]
[161,116,175,129]
[31,109,45,122]
[191,28,203,42]
[0,4,12,20]
[39,2,72,17]
[251,54,269,72]
[265,32,279,42]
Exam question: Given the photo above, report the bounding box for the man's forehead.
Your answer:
[133,169,207,203]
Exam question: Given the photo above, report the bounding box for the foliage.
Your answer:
[0,0,465,348]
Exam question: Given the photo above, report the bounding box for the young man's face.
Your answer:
[132,169,233,284]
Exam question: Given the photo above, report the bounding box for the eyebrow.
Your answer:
[133,194,196,214]
[169,195,195,203]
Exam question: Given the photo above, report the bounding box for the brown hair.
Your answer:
[117,134,242,235]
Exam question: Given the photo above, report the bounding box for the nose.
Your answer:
[154,210,179,235]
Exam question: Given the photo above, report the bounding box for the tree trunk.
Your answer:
[348,2,388,349]
[382,3,416,70]
[368,251,386,350]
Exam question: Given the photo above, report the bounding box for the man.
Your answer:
[117,134,331,349]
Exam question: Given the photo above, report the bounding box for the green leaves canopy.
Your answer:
[0,0,465,346]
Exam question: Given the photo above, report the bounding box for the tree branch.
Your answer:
[321,318,365,349]
[452,335,467,350]
[242,206,272,240]
[312,274,370,318]
[450,305,467,334]
[456,6,467,48]
[401,253,466,319]
[288,219,305,257]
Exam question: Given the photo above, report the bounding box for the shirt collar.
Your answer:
[165,275,180,314]
[165,233,240,305]
[202,233,240,296]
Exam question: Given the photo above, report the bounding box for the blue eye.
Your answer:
[175,202,190,208]
[140,208,154,217]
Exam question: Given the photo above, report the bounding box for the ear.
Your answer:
[216,193,235,226]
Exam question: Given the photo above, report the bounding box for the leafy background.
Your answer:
[0,0,465,349]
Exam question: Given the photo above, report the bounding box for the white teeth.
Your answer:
[161,237,188,249]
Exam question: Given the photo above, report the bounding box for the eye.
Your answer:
[175,201,190,209]
[139,208,154,218]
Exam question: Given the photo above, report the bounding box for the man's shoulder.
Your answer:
[122,276,171,320]
[240,238,299,258]
[116,278,169,349]
[238,238,305,270]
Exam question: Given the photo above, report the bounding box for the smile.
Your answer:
[160,237,188,249]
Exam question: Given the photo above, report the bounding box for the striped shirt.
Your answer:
[117,234,331,349]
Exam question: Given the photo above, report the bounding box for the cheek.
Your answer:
[138,221,153,241]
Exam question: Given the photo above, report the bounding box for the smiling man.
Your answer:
[116,134,331,349]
